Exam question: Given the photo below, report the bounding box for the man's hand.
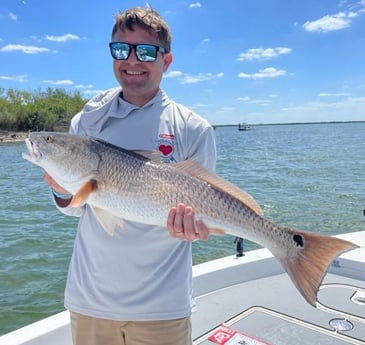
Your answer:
[167,203,210,241]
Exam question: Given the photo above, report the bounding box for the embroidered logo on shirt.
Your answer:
[158,144,173,156]
[159,133,175,140]
[157,133,175,163]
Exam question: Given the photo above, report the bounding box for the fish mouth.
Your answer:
[22,138,42,162]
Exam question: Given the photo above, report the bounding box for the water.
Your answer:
[1,123,365,335]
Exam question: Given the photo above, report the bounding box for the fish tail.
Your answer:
[279,231,358,306]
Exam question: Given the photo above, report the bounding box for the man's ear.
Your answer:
[163,53,173,72]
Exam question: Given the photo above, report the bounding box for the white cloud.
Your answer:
[42,79,74,85]
[189,2,202,8]
[239,96,365,124]
[247,99,272,105]
[318,92,352,97]
[238,67,287,79]
[179,72,223,84]
[0,74,26,82]
[191,103,212,108]
[303,12,352,32]
[220,106,236,112]
[236,96,251,102]
[280,97,365,122]
[347,11,359,18]
[165,71,224,84]
[45,33,80,42]
[9,12,17,21]
[237,96,272,105]
[75,84,94,89]
[237,47,292,61]
[164,70,184,78]
[201,38,210,44]
[303,0,365,33]
[0,44,49,54]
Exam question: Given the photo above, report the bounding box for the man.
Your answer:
[45,6,216,345]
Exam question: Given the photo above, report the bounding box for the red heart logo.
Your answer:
[159,144,173,156]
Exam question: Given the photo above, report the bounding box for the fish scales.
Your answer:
[22,132,359,307]
[96,141,265,242]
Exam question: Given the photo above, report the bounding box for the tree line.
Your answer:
[0,87,88,132]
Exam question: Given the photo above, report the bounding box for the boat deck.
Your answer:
[0,232,364,345]
[192,232,365,344]
[193,272,365,344]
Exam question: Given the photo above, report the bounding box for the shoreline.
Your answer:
[1,121,363,142]
[0,131,28,143]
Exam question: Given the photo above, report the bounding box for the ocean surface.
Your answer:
[1,122,365,335]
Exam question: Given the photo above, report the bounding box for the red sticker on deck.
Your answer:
[208,325,271,345]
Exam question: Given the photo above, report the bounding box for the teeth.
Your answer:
[126,71,143,75]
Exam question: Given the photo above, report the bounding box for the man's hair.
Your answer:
[112,6,172,53]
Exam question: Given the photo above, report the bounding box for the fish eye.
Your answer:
[45,135,54,143]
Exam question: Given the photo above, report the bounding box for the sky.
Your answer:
[1,0,365,125]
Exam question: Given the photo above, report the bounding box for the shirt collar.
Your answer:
[78,88,170,135]
[114,89,168,119]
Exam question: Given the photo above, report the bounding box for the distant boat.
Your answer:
[238,122,251,131]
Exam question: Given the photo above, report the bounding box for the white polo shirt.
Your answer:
[58,87,216,320]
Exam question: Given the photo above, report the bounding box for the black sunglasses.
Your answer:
[109,42,166,62]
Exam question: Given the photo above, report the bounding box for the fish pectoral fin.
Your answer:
[278,231,359,306]
[92,207,125,236]
[70,180,98,207]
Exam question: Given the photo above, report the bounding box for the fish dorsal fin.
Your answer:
[173,160,263,216]
[134,150,162,162]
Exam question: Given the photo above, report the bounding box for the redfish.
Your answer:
[22,132,359,306]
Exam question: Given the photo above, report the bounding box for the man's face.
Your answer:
[111,26,172,106]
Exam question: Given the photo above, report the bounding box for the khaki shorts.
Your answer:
[70,312,192,345]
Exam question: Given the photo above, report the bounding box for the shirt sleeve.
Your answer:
[189,125,217,172]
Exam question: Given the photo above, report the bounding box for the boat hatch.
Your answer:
[351,290,365,306]
[193,306,364,345]
[317,284,365,325]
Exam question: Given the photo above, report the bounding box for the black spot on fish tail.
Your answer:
[280,231,358,306]
[293,234,304,247]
